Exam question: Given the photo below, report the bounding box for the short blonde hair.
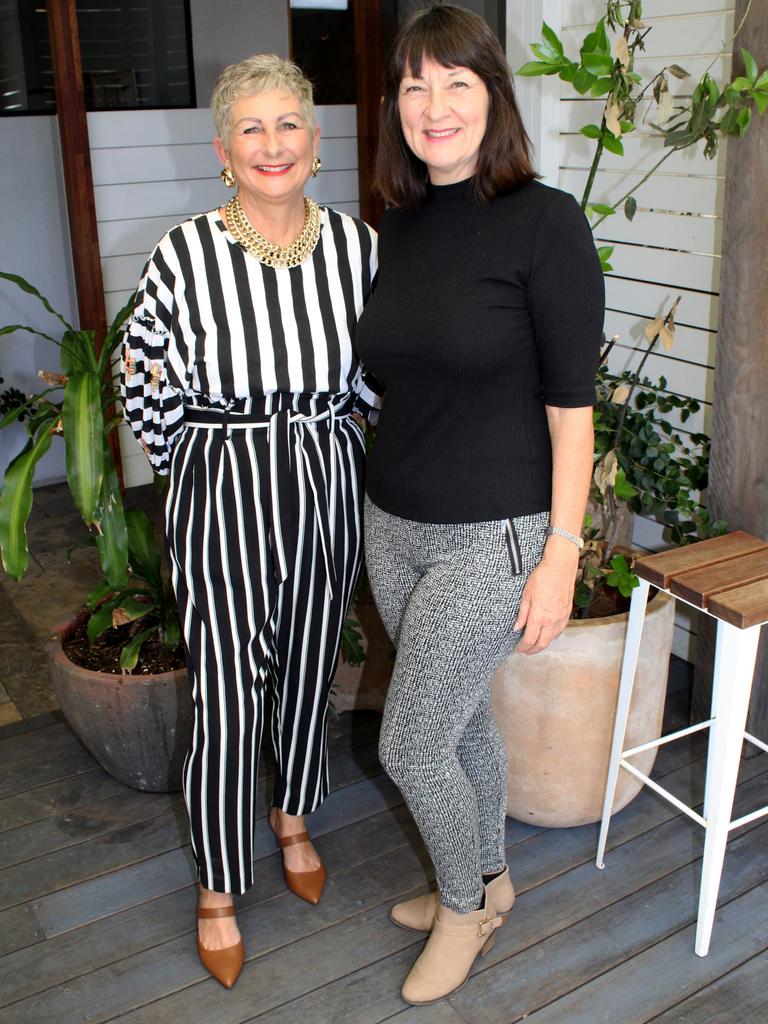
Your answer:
[211,54,316,143]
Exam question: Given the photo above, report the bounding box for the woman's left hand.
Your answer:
[514,549,577,655]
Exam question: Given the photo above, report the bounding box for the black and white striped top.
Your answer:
[121,205,380,474]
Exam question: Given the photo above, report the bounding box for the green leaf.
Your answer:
[736,105,752,135]
[624,196,638,221]
[86,582,112,610]
[613,468,637,500]
[573,66,598,94]
[580,124,603,139]
[86,595,122,645]
[591,203,616,216]
[0,413,58,579]
[119,627,156,672]
[162,612,181,652]
[581,53,615,76]
[559,62,579,83]
[531,42,561,64]
[516,61,558,77]
[581,17,610,57]
[602,133,624,156]
[94,444,128,587]
[742,48,759,86]
[730,76,752,92]
[0,271,74,332]
[113,595,155,624]
[754,92,768,116]
[541,22,564,58]
[63,373,104,525]
[126,508,164,597]
[340,614,365,666]
[590,76,614,97]
[0,322,62,347]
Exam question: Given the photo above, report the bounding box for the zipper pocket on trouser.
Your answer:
[504,518,523,575]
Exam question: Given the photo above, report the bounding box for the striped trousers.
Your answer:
[165,392,365,894]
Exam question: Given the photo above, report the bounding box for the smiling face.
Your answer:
[398,57,490,186]
[214,89,319,210]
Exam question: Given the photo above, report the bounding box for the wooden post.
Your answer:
[47,0,107,344]
[353,0,385,229]
[47,0,122,483]
[692,0,768,736]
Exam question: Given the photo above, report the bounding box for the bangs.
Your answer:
[393,9,484,82]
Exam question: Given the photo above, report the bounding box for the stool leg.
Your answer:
[695,619,762,957]
[596,578,651,869]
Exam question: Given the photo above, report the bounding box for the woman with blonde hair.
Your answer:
[121,54,378,988]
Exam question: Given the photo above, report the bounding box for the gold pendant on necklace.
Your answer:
[225,196,322,269]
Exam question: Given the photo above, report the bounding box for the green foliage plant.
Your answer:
[0,272,181,671]
[518,1,763,614]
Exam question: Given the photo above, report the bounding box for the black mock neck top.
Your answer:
[355,177,604,523]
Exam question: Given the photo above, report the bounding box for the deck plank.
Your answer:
[251,787,768,1024]
[2,696,767,1024]
[517,883,768,1023]
[648,949,768,1023]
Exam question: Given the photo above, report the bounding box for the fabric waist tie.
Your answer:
[182,394,355,595]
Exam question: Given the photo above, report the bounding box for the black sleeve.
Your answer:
[527,190,605,407]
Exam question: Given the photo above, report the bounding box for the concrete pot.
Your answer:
[492,589,675,827]
[332,600,393,713]
[47,613,193,793]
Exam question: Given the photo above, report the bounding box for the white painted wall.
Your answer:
[0,116,76,487]
[531,0,734,660]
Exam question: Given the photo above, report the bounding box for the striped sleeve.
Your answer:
[120,249,185,474]
[351,220,384,424]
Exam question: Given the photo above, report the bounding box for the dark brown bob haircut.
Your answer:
[374,4,537,208]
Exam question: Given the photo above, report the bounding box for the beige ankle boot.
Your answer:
[400,899,502,1005]
[391,868,515,932]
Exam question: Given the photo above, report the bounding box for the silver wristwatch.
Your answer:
[546,525,584,550]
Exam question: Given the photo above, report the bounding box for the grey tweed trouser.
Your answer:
[364,496,549,914]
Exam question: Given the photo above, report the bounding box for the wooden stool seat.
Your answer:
[595,530,768,957]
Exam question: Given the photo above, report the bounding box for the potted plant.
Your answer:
[492,0,767,827]
[0,272,190,792]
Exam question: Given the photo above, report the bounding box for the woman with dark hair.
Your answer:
[356,4,604,1005]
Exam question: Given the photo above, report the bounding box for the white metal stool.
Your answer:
[595,530,768,957]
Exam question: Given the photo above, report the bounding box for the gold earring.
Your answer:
[220,167,235,188]
[311,156,322,178]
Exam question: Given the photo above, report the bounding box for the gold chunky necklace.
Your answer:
[224,195,322,269]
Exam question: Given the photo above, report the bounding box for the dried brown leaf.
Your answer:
[644,315,664,342]
[605,98,623,138]
[594,450,619,496]
[38,370,68,386]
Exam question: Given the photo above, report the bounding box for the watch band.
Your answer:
[546,525,584,550]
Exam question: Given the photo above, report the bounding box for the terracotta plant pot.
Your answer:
[332,599,393,713]
[492,589,675,827]
[47,613,193,793]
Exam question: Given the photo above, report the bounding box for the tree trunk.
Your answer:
[692,0,768,739]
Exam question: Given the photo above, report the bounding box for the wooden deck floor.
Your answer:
[1,698,768,1024]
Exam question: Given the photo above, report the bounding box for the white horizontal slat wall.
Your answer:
[558,0,734,660]
[88,105,359,488]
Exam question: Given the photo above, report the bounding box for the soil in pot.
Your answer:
[62,615,186,674]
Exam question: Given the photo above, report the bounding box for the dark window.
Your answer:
[290,0,356,106]
[0,0,195,114]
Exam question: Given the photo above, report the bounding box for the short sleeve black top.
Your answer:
[355,177,605,523]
